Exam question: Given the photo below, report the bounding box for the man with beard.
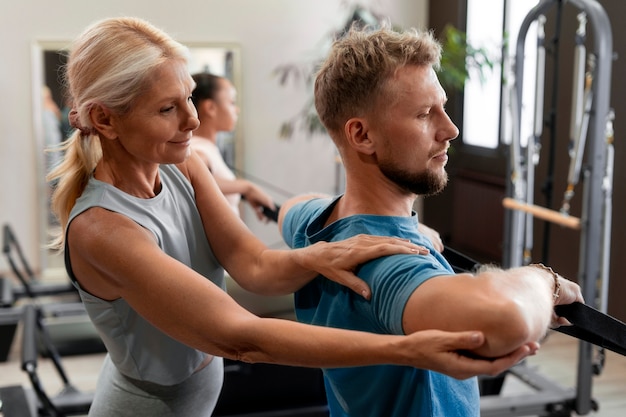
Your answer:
[278,25,583,417]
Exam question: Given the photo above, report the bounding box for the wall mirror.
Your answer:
[31,40,243,269]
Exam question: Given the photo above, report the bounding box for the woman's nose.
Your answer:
[188,115,200,131]
[185,104,200,131]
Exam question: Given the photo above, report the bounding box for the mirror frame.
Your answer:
[31,40,244,270]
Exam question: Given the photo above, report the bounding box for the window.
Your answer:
[463,0,540,149]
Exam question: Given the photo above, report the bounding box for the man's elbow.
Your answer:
[472,300,541,358]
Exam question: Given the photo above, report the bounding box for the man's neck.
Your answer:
[334,180,416,219]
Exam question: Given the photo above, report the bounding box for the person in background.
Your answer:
[191,72,275,220]
[42,85,63,226]
[42,85,63,173]
[60,95,75,140]
[47,17,534,417]
[279,24,584,417]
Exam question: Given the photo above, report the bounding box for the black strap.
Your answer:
[554,302,626,356]
[442,246,481,273]
[442,247,626,357]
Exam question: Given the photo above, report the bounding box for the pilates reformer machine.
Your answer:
[482,0,618,416]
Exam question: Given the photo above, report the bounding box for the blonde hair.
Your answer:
[47,17,189,248]
[314,24,442,136]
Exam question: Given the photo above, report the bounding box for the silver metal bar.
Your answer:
[563,54,595,214]
[569,2,613,413]
[524,15,547,264]
[507,75,526,268]
[568,12,587,158]
[600,110,614,314]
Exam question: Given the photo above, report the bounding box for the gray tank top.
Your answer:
[65,164,224,385]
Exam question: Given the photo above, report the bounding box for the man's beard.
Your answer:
[379,161,448,197]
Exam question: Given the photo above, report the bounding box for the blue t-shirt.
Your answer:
[282,196,479,417]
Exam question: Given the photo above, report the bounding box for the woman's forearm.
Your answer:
[227,245,325,296]
[218,316,408,368]
[231,236,426,298]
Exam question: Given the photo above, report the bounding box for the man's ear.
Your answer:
[90,104,117,139]
[344,117,375,155]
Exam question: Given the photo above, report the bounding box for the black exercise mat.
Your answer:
[554,302,626,357]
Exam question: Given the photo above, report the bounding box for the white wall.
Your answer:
[0,0,427,272]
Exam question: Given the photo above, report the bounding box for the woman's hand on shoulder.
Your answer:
[297,234,429,299]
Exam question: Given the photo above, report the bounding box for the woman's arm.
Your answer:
[183,153,428,298]
[67,213,531,378]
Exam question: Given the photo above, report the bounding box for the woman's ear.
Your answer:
[344,117,375,155]
[90,104,116,139]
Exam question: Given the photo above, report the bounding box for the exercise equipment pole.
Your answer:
[570,2,613,412]
[562,13,592,214]
[506,69,527,268]
[599,110,614,314]
[523,15,548,265]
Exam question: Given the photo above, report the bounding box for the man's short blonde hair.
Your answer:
[314,24,442,135]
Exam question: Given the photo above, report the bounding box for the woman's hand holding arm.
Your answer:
[397,330,537,380]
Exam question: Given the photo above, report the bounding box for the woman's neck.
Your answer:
[94,157,161,198]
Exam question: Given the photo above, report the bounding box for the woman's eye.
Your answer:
[161,106,174,113]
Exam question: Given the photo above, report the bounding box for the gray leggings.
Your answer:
[88,355,224,417]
